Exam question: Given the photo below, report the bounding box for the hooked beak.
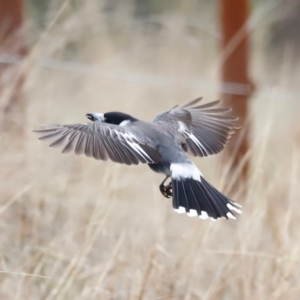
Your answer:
[86,113,105,122]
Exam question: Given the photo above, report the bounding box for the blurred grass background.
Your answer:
[1,0,300,299]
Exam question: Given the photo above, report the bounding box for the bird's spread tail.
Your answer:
[170,163,242,220]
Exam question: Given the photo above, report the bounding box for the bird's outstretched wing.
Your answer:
[152,97,240,157]
[34,122,161,165]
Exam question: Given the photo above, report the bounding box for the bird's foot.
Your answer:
[159,182,173,198]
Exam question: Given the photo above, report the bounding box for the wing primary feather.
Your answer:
[102,138,117,162]
[34,127,61,134]
[62,131,80,154]
[49,132,71,148]
[97,137,109,160]
[110,135,129,164]
[85,134,94,157]
[38,129,71,141]
[106,135,125,164]
[181,97,203,108]
[196,107,232,113]
[75,133,87,155]
[119,140,140,164]
[37,132,60,140]
[113,139,136,165]
[204,114,238,121]
[92,137,99,160]
[192,100,221,109]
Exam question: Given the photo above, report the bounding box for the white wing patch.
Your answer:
[178,121,209,156]
[119,120,131,126]
[120,132,153,162]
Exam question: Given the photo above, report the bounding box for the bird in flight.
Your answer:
[35,97,242,220]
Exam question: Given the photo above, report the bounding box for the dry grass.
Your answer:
[1,1,300,299]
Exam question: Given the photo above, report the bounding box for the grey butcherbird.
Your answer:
[35,97,242,220]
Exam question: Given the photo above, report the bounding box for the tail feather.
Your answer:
[172,176,241,220]
[196,180,221,219]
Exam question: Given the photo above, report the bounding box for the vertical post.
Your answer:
[0,0,26,114]
[219,0,253,182]
[0,0,24,41]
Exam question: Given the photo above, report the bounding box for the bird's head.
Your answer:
[86,112,137,126]
[86,113,105,122]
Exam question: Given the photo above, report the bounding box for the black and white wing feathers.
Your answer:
[152,97,240,157]
[34,123,161,165]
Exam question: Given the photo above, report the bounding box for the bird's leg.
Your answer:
[159,176,170,198]
[159,176,173,198]
[165,181,172,196]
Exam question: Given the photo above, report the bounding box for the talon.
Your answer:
[165,182,172,198]
[159,180,173,198]
[159,185,169,198]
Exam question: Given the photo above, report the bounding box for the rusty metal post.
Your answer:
[219,0,254,182]
[0,0,26,115]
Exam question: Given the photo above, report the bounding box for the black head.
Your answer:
[103,112,138,125]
